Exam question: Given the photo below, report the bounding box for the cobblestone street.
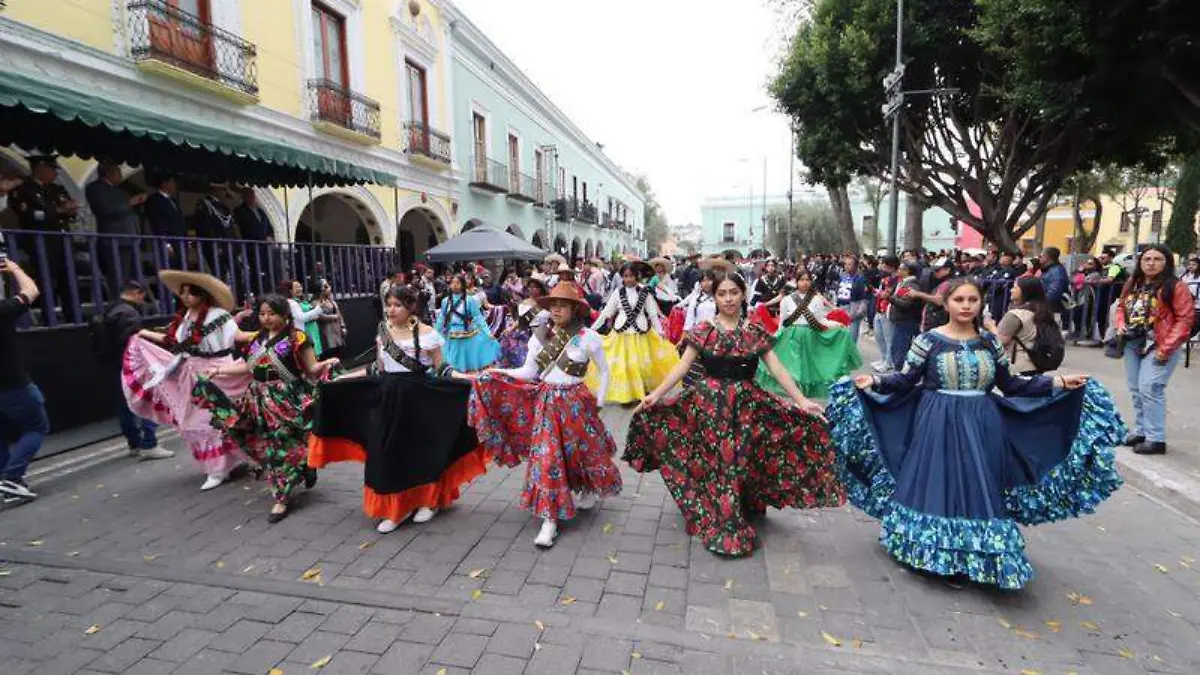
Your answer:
[0,405,1198,675]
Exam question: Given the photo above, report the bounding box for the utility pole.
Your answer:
[883,0,904,255]
[761,158,768,255]
[787,126,795,262]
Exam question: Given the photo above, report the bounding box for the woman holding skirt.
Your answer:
[123,270,249,491]
[756,269,862,399]
[309,286,488,533]
[470,282,622,548]
[827,278,1124,589]
[438,275,501,373]
[588,263,679,405]
[625,271,844,557]
[194,295,339,522]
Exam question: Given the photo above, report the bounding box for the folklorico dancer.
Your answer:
[624,271,845,557]
[648,257,681,318]
[588,262,680,405]
[750,259,788,334]
[123,270,250,491]
[193,295,339,523]
[827,278,1124,589]
[677,269,720,388]
[469,282,622,548]
[437,274,501,373]
[308,286,488,534]
[499,277,550,368]
[756,269,862,399]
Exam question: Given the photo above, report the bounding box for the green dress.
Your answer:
[299,299,324,355]
[755,291,862,399]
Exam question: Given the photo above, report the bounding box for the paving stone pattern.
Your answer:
[1,407,1200,674]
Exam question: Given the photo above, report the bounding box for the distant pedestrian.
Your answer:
[0,260,49,502]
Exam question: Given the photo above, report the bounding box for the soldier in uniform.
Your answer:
[7,155,80,315]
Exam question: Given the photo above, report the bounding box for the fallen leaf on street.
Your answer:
[631,651,642,659]
[561,596,577,605]
[1066,591,1093,606]
[1096,526,1106,532]
[818,604,828,611]
[821,631,842,647]
[1020,670,1043,675]
[997,617,1012,629]
[436,669,446,675]
[67,552,79,558]
[358,541,373,551]
[310,654,332,669]
[301,568,322,581]
[1166,610,1184,619]
[797,611,808,618]
[654,601,666,611]
[1118,647,1134,659]
[269,669,284,675]
[1079,621,1100,632]
[533,642,542,651]
[142,555,158,562]
[607,553,619,564]
[215,561,225,569]
[1044,620,1061,633]
[468,568,487,579]
[1153,655,1165,663]
[471,589,482,600]
[723,579,734,591]
[27,540,42,547]
[851,638,863,649]
[1013,628,1040,640]
[602,523,613,534]
[84,624,101,634]
[1154,564,1169,574]
[534,620,545,631]
[0,570,10,576]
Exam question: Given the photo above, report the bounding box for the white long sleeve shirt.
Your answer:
[498,329,609,403]
[681,289,715,332]
[289,299,325,331]
[778,292,837,332]
[175,307,238,352]
[592,285,663,334]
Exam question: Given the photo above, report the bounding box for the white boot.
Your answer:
[200,474,226,491]
[576,492,598,511]
[534,518,558,548]
[412,507,438,523]
[377,518,401,534]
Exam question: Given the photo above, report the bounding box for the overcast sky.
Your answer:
[452,0,797,227]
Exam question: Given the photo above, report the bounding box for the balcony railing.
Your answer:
[578,200,598,224]
[404,121,452,164]
[127,0,259,99]
[534,182,554,208]
[307,79,382,141]
[0,229,397,329]
[507,171,537,203]
[470,156,509,193]
[553,197,576,222]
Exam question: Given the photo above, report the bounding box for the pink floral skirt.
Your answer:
[122,337,248,476]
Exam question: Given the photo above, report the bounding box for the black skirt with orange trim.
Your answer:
[308,373,488,522]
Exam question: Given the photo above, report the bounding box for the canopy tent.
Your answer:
[423,226,545,263]
[0,70,393,187]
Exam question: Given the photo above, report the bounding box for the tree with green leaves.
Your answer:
[857,176,888,252]
[768,203,841,255]
[771,0,1194,253]
[633,175,669,254]
[1166,155,1200,256]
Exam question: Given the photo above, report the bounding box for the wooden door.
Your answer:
[313,4,350,125]
[148,0,214,74]
[472,113,487,182]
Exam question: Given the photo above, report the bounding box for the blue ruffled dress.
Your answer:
[437,294,501,373]
[826,330,1124,589]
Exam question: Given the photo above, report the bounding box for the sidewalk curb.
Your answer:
[1115,452,1200,525]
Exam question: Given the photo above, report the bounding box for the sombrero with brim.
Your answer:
[648,257,674,273]
[158,270,236,311]
[544,253,568,266]
[535,281,591,313]
[699,256,735,272]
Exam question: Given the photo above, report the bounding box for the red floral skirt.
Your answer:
[665,306,687,344]
[469,373,622,520]
[625,377,845,556]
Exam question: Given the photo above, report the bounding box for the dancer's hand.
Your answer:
[1056,374,1088,390]
[853,374,875,390]
[793,398,826,422]
[633,391,661,415]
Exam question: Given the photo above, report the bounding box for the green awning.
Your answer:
[0,69,395,187]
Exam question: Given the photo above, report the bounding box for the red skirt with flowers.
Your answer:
[624,375,845,556]
[469,373,622,521]
[665,306,687,344]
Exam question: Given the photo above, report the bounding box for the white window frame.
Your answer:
[296,0,366,115]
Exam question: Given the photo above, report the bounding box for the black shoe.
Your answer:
[304,468,318,489]
[1134,441,1167,455]
[267,507,290,524]
[1123,433,1146,447]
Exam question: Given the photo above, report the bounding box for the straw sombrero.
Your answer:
[648,257,674,273]
[535,281,591,313]
[544,253,568,266]
[158,270,235,311]
[554,262,580,275]
[698,256,734,272]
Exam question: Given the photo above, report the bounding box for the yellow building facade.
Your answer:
[1038,190,1176,257]
[1,0,460,265]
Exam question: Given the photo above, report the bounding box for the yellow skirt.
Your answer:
[586,331,680,404]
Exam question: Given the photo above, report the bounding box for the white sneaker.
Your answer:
[137,446,175,460]
[0,479,37,500]
[377,518,401,534]
[200,474,226,491]
[576,492,598,511]
[534,518,557,548]
[412,508,437,523]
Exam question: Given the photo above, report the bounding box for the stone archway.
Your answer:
[506,224,525,241]
[553,234,568,256]
[532,229,547,251]
[296,193,380,245]
[584,240,594,260]
[398,206,446,271]
[595,241,605,260]
[570,237,582,261]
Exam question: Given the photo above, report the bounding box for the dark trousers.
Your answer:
[889,318,920,370]
[0,383,51,481]
[110,367,157,450]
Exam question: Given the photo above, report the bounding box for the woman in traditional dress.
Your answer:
[309,286,488,533]
[124,271,249,491]
[750,259,787,334]
[648,257,681,320]
[677,269,719,388]
[625,271,843,556]
[499,277,550,368]
[827,278,1124,589]
[756,269,863,399]
[588,263,680,405]
[469,282,622,548]
[194,295,340,522]
[438,274,501,373]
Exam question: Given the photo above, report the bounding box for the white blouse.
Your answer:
[515,302,550,329]
[593,286,663,334]
[377,328,445,373]
[499,329,609,402]
[778,292,837,333]
[681,289,716,331]
[175,307,237,352]
[289,298,325,331]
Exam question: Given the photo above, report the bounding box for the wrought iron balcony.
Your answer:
[507,171,537,203]
[307,79,382,142]
[470,156,509,193]
[534,182,554,208]
[404,121,452,165]
[578,200,598,225]
[127,0,259,100]
[553,197,576,222]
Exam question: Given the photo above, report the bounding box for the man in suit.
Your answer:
[143,174,187,272]
[193,183,236,275]
[234,188,272,293]
[86,160,148,298]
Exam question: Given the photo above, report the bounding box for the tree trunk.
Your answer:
[1080,192,1103,254]
[826,184,859,253]
[904,194,925,251]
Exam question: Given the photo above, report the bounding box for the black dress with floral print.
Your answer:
[624,320,846,556]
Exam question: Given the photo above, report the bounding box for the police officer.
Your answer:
[7,155,80,315]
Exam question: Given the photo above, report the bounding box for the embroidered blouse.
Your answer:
[778,292,836,333]
[499,328,609,401]
[377,326,445,373]
[681,288,716,331]
[594,286,663,334]
[248,329,312,382]
[876,330,1053,396]
[171,307,237,356]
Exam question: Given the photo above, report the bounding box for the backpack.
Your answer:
[88,302,120,359]
[1014,311,1065,373]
